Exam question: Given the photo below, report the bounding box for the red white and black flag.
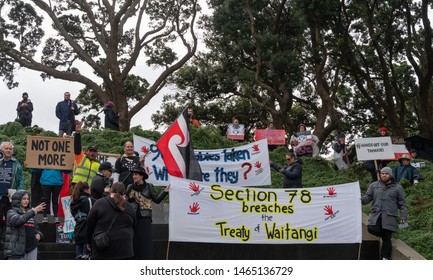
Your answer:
[156,108,202,181]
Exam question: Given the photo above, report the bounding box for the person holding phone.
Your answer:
[3,190,45,260]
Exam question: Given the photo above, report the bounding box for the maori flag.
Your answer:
[156,108,202,181]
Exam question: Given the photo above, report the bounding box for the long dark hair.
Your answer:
[111,182,126,211]
[71,181,90,202]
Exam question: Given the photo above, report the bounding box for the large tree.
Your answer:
[0,0,199,131]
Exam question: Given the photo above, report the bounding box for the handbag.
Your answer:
[93,212,119,249]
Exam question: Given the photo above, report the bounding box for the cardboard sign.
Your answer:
[25,136,74,170]
[254,129,286,145]
[354,137,394,160]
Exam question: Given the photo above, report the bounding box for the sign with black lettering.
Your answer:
[25,136,74,170]
[354,137,394,160]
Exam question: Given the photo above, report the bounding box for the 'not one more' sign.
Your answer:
[25,136,74,170]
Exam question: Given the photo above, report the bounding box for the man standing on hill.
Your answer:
[56,91,79,137]
[361,167,407,260]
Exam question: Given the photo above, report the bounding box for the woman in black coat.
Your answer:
[86,182,136,260]
[125,166,169,260]
[103,101,119,131]
[70,181,96,259]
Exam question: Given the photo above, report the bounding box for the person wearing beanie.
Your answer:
[393,154,420,185]
[16,92,33,127]
[379,127,388,136]
[361,166,408,260]
[103,100,119,131]
[332,132,348,170]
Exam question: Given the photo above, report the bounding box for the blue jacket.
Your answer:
[55,99,79,130]
[393,164,420,184]
[40,169,70,186]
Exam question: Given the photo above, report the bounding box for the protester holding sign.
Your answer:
[226,117,245,141]
[361,167,408,260]
[125,166,169,260]
[332,133,349,170]
[71,181,96,259]
[4,190,45,260]
[290,124,319,157]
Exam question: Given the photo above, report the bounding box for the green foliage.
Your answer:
[1,121,433,259]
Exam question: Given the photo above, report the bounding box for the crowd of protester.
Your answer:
[0,93,423,260]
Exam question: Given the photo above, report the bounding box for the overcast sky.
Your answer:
[0,68,165,133]
[0,2,211,134]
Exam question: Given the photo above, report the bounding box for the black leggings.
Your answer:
[41,185,62,217]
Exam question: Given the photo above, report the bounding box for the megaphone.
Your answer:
[0,150,4,161]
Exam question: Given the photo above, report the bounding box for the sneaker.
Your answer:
[42,217,48,223]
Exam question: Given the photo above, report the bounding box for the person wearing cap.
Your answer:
[90,161,114,200]
[125,166,169,260]
[103,100,119,131]
[393,154,420,185]
[16,92,33,127]
[361,166,408,260]
[114,141,144,187]
[332,132,348,170]
[71,121,100,185]
[55,91,79,137]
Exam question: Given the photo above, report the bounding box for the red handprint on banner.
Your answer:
[252,144,260,152]
[189,182,200,193]
[324,205,334,216]
[254,161,262,168]
[327,187,337,196]
[189,202,200,213]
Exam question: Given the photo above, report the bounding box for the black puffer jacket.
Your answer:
[4,190,43,259]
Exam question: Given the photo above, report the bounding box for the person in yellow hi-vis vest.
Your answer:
[72,121,100,186]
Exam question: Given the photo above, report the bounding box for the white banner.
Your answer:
[354,137,394,160]
[133,135,272,187]
[169,178,362,244]
[61,196,75,233]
